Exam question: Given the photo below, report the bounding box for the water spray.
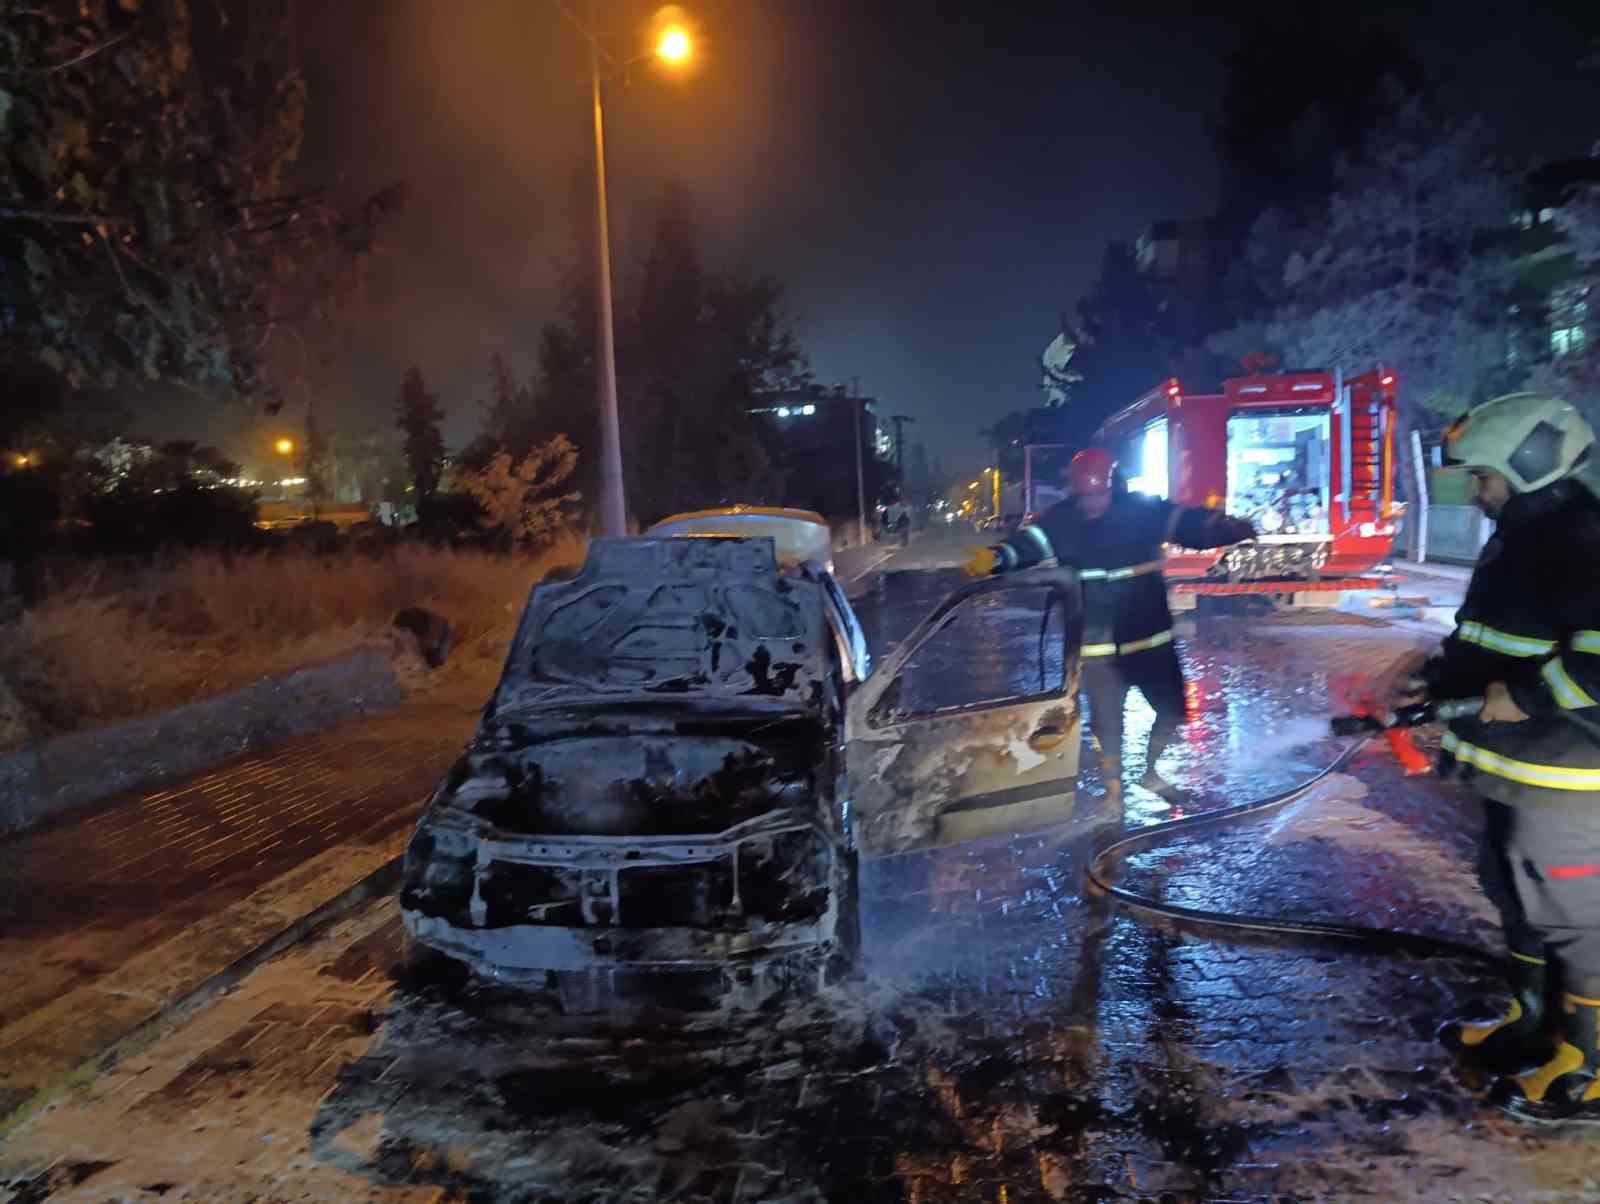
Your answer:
[1084,694,1498,964]
[1328,697,1483,777]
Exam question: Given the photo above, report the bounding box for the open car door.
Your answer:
[845,570,1084,855]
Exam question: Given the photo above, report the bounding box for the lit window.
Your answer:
[1550,284,1590,358]
[1126,419,1169,498]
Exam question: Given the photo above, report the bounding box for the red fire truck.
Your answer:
[1095,367,1401,606]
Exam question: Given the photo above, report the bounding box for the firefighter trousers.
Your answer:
[1479,799,1600,998]
[1080,647,1187,772]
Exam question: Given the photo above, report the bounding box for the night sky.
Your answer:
[215,0,1600,476]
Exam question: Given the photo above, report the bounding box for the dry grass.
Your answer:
[0,531,588,752]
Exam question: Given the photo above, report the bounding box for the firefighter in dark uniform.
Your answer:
[964,447,1255,809]
[1412,394,1600,1122]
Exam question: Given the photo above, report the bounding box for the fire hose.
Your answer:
[1083,697,1501,964]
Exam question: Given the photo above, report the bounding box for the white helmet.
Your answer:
[1442,393,1595,493]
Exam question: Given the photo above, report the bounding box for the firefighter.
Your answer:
[1410,393,1600,1123]
[963,447,1255,809]
[882,493,912,547]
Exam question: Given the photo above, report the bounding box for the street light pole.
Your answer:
[589,10,627,538]
[855,397,867,545]
[554,2,692,536]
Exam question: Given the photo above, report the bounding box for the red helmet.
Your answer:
[1067,447,1117,495]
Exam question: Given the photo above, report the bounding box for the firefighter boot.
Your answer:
[1100,757,1123,806]
[1492,993,1600,1124]
[1438,953,1555,1073]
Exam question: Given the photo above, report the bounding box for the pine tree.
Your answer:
[302,411,330,514]
[1212,92,1519,426]
[394,367,445,505]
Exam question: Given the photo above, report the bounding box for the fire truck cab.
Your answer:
[1095,368,1401,603]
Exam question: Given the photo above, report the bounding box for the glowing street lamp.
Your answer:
[275,437,295,456]
[655,25,692,64]
[551,2,699,537]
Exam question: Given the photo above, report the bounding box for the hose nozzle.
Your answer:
[1329,697,1481,737]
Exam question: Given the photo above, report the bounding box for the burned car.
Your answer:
[401,533,1084,1008]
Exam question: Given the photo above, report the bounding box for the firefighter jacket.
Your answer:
[991,492,1255,665]
[1421,477,1600,808]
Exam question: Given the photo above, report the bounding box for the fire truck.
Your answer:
[1094,367,1402,607]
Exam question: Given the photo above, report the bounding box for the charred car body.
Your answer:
[401,530,1085,1008]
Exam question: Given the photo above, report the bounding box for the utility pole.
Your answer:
[552,0,696,537]
[887,414,916,494]
[1023,443,1069,518]
[589,9,627,538]
[854,393,867,545]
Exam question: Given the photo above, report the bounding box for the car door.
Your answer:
[844,569,1084,856]
[806,562,871,684]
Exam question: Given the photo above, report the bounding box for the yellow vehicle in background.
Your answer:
[647,505,835,575]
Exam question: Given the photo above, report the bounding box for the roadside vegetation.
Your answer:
[0,534,586,753]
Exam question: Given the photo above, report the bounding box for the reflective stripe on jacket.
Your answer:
[1422,478,1600,807]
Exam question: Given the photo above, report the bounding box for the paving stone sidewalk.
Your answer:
[0,681,484,1130]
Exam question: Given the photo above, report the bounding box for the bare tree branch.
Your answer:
[8,30,132,79]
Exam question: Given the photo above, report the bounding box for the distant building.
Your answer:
[1508,159,1600,369]
[749,385,891,520]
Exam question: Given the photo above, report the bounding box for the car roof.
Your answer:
[652,505,829,526]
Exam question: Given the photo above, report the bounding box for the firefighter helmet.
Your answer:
[1067,447,1117,495]
[1442,393,1595,494]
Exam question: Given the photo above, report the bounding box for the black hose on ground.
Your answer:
[1083,736,1501,966]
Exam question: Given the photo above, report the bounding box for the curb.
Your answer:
[0,824,410,1141]
[1393,559,1474,583]
[0,647,402,833]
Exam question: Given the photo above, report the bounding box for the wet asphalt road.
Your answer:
[8,565,1593,1203]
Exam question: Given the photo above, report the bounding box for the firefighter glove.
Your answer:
[963,546,1000,578]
